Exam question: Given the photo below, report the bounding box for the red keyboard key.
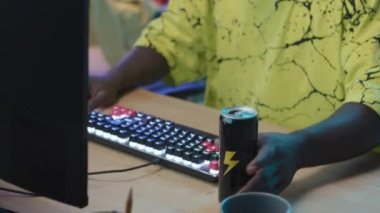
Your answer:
[209,160,219,171]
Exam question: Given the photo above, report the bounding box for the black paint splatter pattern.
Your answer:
[135,0,380,130]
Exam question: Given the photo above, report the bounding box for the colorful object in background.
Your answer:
[154,0,169,6]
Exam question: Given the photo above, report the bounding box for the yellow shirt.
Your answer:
[135,0,380,130]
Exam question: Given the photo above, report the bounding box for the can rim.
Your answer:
[221,106,257,120]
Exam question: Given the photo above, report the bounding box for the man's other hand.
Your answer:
[239,133,303,194]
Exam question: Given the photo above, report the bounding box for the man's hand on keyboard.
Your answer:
[88,74,120,111]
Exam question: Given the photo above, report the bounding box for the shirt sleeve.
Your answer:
[342,2,380,115]
[134,0,213,86]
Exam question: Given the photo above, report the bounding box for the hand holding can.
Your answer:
[218,106,258,202]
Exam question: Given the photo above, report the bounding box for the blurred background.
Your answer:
[88,0,205,104]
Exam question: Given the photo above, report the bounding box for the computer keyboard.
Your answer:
[87,106,220,182]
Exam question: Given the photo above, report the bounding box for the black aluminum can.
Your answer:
[218,106,258,202]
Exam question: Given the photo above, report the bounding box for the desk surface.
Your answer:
[1,89,380,213]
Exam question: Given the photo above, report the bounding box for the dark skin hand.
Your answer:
[240,102,380,194]
[88,47,169,110]
[238,132,301,194]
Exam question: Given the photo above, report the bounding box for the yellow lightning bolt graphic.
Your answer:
[223,151,239,175]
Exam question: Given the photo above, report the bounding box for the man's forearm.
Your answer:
[293,102,380,168]
[108,47,170,92]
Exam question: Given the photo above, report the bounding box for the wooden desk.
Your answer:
[1,89,380,213]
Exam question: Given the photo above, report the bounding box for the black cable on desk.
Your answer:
[0,159,160,197]
[88,158,161,175]
[0,187,39,197]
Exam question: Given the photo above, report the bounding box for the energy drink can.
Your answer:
[218,106,258,202]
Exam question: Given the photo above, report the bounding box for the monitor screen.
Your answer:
[0,0,88,207]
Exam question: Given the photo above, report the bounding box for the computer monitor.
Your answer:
[0,0,88,207]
